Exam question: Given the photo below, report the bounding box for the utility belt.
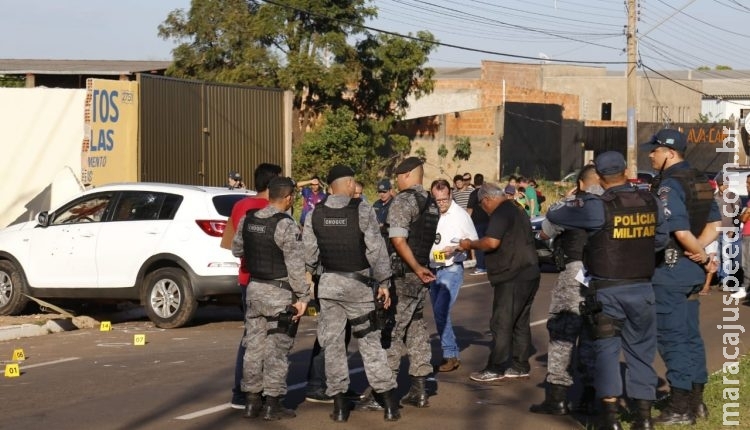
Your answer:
[253,278,293,292]
[589,278,650,290]
[325,270,377,287]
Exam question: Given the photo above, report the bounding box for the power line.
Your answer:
[639,62,750,108]
[260,0,631,65]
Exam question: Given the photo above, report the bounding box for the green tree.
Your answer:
[0,75,24,87]
[159,0,436,179]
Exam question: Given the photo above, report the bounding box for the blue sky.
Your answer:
[1,0,749,72]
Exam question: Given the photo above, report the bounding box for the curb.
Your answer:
[0,319,77,342]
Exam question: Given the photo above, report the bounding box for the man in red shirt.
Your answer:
[222,163,282,409]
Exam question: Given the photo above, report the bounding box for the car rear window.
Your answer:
[213,195,248,217]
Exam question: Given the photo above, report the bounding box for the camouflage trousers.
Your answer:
[318,298,396,395]
[386,273,433,377]
[546,260,595,387]
[241,300,294,397]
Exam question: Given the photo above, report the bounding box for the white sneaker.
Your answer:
[730,289,748,299]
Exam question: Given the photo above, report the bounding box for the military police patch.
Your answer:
[323,217,348,226]
[247,223,266,233]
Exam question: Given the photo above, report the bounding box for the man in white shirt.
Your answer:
[429,179,478,372]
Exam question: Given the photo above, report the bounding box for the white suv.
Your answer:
[0,183,254,328]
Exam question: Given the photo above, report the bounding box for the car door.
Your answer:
[27,192,114,288]
[96,191,175,288]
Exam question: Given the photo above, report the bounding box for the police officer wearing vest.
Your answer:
[302,165,399,423]
[547,151,668,430]
[641,129,721,425]
[231,176,310,421]
[530,164,601,416]
[386,156,439,408]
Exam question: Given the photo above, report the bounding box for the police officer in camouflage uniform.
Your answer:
[232,177,310,421]
[386,156,439,408]
[303,165,400,423]
[530,164,600,416]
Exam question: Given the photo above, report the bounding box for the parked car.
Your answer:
[0,183,255,328]
[531,215,558,270]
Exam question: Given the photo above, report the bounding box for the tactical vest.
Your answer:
[401,189,440,266]
[311,198,369,272]
[242,209,290,280]
[665,168,713,236]
[559,228,587,264]
[585,189,658,280]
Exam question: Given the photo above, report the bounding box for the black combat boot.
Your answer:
[529,383,570,415]
[690,383,709,419]
[379,389,401,421]
[243,392,263,419]
[630,399,653,430]
[653,388,695,425]
[401,376,429,408]
[355,386,384,411]
[597,399,623,430]
[262,395,296,420]
[330,393,350,422]
[572,385,597,415]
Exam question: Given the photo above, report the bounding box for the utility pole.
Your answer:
[626,0,638,178]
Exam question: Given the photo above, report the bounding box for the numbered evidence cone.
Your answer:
[12,348,26,361]
[133,334,146,346]
[5,363,20,378]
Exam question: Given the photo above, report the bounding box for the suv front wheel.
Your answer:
[143,267,198,328]
[0,260,29,316]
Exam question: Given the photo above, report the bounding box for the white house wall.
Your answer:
[0,88,86,228]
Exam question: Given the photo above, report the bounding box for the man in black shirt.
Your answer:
[459,182,541,382]
[466,173,488,275]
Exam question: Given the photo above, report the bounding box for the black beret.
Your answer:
[268,176,295,191]
[394,157,424,174]
[327,165,355,184]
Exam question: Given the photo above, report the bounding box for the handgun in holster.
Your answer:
[274,305,299,338]
[579,293,621,339]
[370,297,389,331]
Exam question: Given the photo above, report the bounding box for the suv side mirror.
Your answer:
[37,211,50,227]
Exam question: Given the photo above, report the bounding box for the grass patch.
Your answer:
[620,355,749,429]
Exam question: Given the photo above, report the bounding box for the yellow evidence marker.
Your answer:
[12,348,25,361]
[4,363,20,378]
[100,321,112,331]
[133,334,146,346]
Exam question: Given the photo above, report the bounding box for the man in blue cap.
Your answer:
[546,151,669,430]
[641,129,721,425]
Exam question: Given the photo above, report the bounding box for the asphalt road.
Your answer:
[1,271,748,430]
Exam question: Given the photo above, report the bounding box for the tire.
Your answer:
[0,260,29,316]
[143,267,197,329]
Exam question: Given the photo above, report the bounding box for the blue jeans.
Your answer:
[429,264,464,358]
[594,283,658,400]
[233,285,248,396]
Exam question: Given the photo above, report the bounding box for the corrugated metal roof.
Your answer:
[0,59,171,75]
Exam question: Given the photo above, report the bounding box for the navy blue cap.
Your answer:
[377,179,392,191]
[228,170,241,180]
[640,128,687,152]
[595,151,627,175]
